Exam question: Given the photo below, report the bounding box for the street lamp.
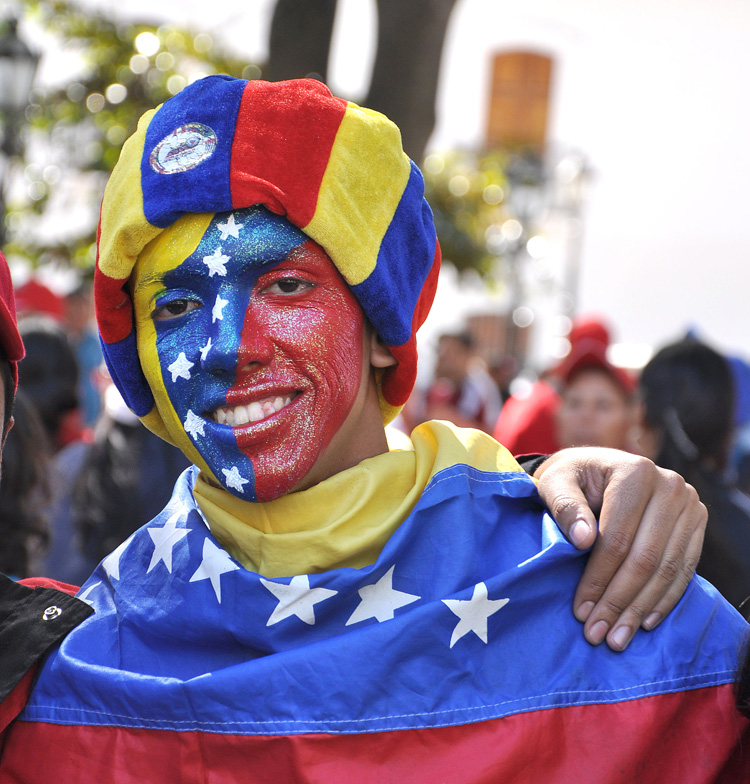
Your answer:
[0,16,40,246]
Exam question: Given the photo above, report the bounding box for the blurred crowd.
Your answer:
[402,314,750,612]
[4,277,750,614]
[2,276,189,585]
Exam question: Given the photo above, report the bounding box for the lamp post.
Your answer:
[0,16,40,248]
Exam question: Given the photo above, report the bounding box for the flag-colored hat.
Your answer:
[95,75,440,431]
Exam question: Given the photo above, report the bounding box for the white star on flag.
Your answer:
[184,410,205,439]
[189,538,239,603]
[168,352,194,382]
[222,466,249,493]
[200,337,213,361]
[212,295,228,322]
[217,213,244,240]
[346,565,420,625]
[261,575,337,626]
[442,582,509,648]
[147,511,191,573]
[203,247,230,277]
[77,582,102,605]
[102,538,131,581]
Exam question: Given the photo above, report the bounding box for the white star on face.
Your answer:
[189,538,239,603]
[346,566,420,626]
[217,213,244,241]
[203,247,230,277]
[102,538,130,581]
[222,466,249,493]
[168,352,194,382]
[261,575,338,626]
[212,295,228,322]
[200,337,213,361]
[442,582,509,648]
[184,409,206,439]
[147,511,191,573]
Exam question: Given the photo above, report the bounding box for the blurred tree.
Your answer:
[266,0,457,164]
[6,0,258,269]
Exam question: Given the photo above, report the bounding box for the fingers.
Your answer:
[575,466,706,652]
[533,447,708,653]
[534,453,600,551]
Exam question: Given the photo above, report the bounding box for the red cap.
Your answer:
[555,338,636,397]
[569,314,610,349]
[0,252,26,389]
[14,278,65,320]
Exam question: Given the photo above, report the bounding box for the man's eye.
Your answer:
[153,299,201,321]
[266,278,312,295]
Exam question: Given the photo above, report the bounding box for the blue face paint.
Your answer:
[151,206,307,500]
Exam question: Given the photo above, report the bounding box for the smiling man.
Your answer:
[130,207,394,503]
[0,76,747,782]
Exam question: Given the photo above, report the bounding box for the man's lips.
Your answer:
[208,392,299,426]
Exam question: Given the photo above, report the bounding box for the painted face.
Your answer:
[132,207,373,501]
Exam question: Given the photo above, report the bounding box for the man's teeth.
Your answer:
[214,396,292,426]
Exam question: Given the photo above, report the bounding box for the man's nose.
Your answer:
[236,307,274,371]
[199,298,273,376]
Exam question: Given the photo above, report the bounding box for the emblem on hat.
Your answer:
[150,123,218,174]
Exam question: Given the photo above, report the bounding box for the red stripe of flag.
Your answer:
[4,686,747,782]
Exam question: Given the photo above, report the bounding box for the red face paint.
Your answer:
[224,240,369,500]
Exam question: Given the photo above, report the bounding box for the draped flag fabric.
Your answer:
[3,463,749,782]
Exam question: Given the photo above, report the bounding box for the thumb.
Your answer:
[537,474,598,550]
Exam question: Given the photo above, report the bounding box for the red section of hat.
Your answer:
[229,79,347,227]
[95,266,132,345]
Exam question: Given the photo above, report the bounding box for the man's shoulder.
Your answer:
[0,574,93,703]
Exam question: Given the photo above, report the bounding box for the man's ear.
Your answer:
[369,332,397,369]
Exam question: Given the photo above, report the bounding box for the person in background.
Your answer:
[0,250,93,725]
[637,336,750,611]
[555,337,637,451]
[494,314,615,455]
[17,315,84,451]
[0,390,50,578]
[70,374,191,577]
[420,331,502,432]
[16,315,89,583]
[64,281,103,429]
[13,277,64,322]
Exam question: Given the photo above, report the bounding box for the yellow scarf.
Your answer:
[192,421,522,577]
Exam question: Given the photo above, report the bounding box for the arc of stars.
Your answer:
[212,295,228,323]
[442,582,509,649]
[222,466,249,493]
[189,538,240,603]
[147,511,191,573]
[217,213,244,241]
[168,352,194,382]
[200,337,213,361]
[102,537,132,582]
[261,575,338,626]
[203,247,230,277]
[346,565,420,625]
[184,410,205,439]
